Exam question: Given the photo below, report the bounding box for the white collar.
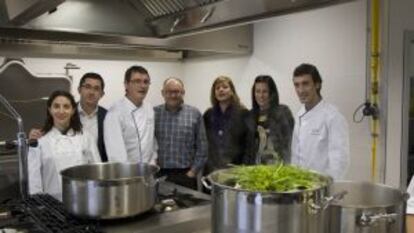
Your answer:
[78,103,98,117]
[49,127,76,137]
[122,96,144,111]
[298,99,325,118]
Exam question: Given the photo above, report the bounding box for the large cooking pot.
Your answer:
[60,162,159,219]
[328,181,408,233]
[203,167,340,233]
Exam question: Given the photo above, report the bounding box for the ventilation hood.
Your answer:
[0,0,355,60]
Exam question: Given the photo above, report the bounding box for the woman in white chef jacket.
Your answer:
[28,90,101,200]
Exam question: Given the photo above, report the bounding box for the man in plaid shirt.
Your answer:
[154,78,208,190]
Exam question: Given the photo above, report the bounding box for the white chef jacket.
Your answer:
[28,127,101,200]
[78,104,99,145]
[104,96,157,164]
[291,100,350,180]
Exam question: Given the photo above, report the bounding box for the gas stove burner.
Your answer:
[0,194,102,233]
[161,198,176,206]
[157,198,179,212]
[158,188,210,209]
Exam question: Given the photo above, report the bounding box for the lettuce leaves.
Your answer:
[229,164,326,192]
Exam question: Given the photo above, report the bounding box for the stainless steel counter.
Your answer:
[102,182,212,233]
[102,205,211,233]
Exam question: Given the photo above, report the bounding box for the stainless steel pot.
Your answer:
[328,181,408,233]
[60,162,159,219]
[203,167,337,233]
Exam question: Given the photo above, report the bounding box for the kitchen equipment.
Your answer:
[0,193,100,232]
[0,181,210,233]
[0,92,29,200]
[328,181,408,233]
[0,153,19,202]
[0,59,71,142]
[203,167,338,233]
[61,162,159,219]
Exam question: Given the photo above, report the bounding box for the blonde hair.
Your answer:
[210,75,243,108]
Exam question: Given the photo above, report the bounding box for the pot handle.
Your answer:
[201,176,212,190]
[308,190,348,214]
[358,213,399,226]
[144,176,167,187]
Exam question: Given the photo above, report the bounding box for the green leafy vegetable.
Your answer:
[227,164,327,192]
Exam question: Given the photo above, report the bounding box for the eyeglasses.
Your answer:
[129,79,151,86]
[81,84,102,92]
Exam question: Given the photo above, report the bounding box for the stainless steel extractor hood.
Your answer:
[0,0,355,60]
[3,0,65,26]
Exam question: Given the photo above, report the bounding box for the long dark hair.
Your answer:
[251,75,280,113]
[42,90,82,134]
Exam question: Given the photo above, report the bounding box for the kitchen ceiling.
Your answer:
[1,0,225,37]
[0,0,356,60]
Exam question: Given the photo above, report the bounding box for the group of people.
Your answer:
[27,63,350,200]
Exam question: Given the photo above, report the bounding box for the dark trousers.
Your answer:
[158,168,197,190]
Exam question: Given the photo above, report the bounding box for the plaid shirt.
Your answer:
[154,104,208,172]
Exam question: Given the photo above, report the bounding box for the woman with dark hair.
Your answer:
[28,90,100,200]
[203,76,249,174]
[244,75,294,164]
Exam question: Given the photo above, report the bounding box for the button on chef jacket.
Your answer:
[291,100,350,180]
[104,96,157,164]
[28,127,101,200]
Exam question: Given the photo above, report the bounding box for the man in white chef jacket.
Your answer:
[104,66,157,164]
[290,63,349,180]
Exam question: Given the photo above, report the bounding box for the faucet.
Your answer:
[0,94,29,199]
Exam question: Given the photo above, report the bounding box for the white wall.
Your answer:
[182,55,250,111]
[385,0,414,186]
[183,0,371,181]
[2,58,182,108]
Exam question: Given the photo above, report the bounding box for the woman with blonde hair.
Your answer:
[203,76,249,174]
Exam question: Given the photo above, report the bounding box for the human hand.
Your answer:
[186,169,196,178]
[28,128,43,140]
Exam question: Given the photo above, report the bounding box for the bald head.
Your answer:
[162,77,185,111]
[163,77,184,89]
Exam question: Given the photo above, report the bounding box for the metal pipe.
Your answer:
[17,131,28,199]
[0,94,28,199]
[370,0,380,182]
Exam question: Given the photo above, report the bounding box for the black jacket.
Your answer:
[244,104,294,164]
[97,106,108,162]
[203,105,249,174]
